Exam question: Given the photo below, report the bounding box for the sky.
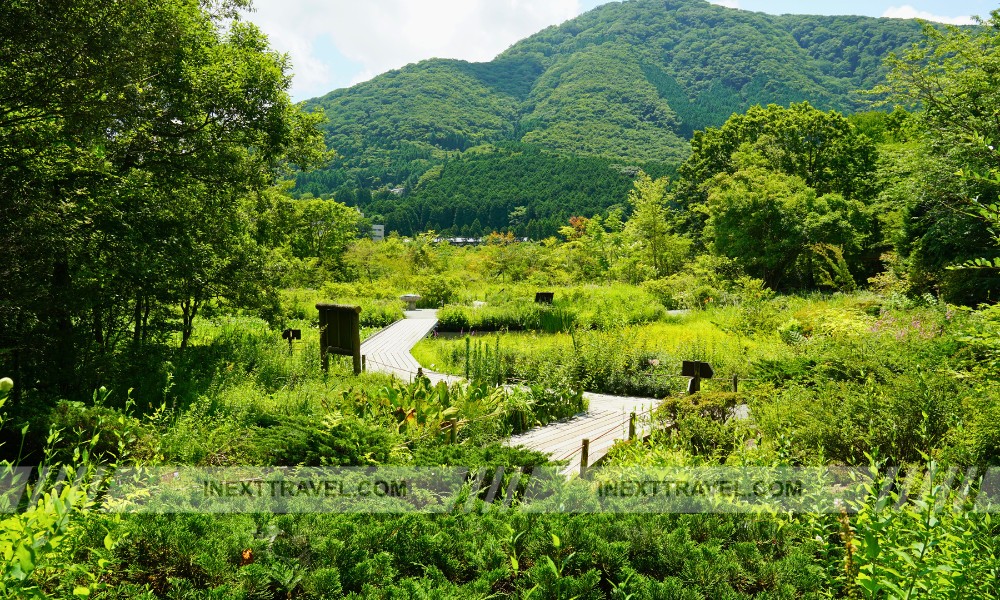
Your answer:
[243,0,996,102]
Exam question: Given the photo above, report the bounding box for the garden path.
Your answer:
[360,310,662,477]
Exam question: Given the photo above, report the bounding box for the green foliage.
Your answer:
[436,302,575,334]
[847,461,1000,598]
[0,0,329,394]
[725,277,780,336]
[705,165,869,289]
[655,392,743,460]
[362,377,585,441]
[880,12,1000,304]
[252,413,401,466]
[267,196,361,287]
[434,285,668,335]
[624,172,692,278]
[682,102,878,201]
[6,3,1000,596]
[343,143,659,238]
[417,274,460,308]
[519,44,688,163]
[46,395,158,465]
[0,381,113,598]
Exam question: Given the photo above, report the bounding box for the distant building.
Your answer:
[372,224,385,241]
[389,187,405,195]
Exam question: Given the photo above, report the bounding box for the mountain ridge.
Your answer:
[294,0,937,234]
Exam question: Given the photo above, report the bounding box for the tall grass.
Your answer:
[415,309,792,397]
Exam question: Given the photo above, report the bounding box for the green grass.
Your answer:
[414,308,794,396]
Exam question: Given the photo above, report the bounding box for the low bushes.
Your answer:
[435,283,670,333]
[436,301,575,333]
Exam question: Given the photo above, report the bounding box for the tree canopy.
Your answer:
[0,0,329,391]
[878,11,1000,303]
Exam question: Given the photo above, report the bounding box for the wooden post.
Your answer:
[449,418,457,444]
[351,310,361,375]
[732,373,738,393]
[687,374,701,395]
[580,438,590,478]
[628,412,636,441]
[362,355,366,373]
[465,335,470,380]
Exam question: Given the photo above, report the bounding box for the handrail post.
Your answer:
[580,438,590,478]
[628,412,636,441]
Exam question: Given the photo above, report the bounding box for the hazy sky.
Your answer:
[243,0,995,101]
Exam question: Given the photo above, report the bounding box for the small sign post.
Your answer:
[282,328,301,355]
[681,360,714,395]
[316,303,362,374]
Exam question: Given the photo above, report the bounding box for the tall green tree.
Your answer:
[879,12,1000,302]
[680,102,877,200]
[705,160,866,290]
[0,0,328,393]
[623,172,690,279]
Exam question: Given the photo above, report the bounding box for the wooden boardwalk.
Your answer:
[508,392,659,477]
[361,310,662,477]
[360,310,461,386]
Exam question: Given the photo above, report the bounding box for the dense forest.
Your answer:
[294,0,940,233]
[3,0,1000,598]
[345,144,674,239]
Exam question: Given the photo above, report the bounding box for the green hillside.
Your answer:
[358,143,673,238]
[297,0,933,232]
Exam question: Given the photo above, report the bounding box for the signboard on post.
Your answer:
[681,361,714,379]
[282,328,301,354]
[316,303,362,374]
[534,292,554,304]
[681,360,713,394]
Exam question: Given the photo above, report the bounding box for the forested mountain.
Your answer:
[296,0,934,234]
[360,143,674,238]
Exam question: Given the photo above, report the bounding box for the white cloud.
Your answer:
[247,0,581,99]
[881,5,975,25]
[710,0,741,8]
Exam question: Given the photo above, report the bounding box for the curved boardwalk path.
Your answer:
[360,310,661,477]
[360,309,460,386]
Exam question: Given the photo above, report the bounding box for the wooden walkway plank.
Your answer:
[359,309,663,477]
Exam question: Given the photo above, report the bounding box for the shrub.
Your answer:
[359,301,403,328]
[653,392,743,459]
[777,318,809,345]
[252,413,401,466]
[46,389,158,463]
[418,274,459,307]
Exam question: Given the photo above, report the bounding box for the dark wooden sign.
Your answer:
[282,328,301,355]
[316,303,362,374]
[534,292,554,304]
[681,361,713,379]
[682,360,713,394]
